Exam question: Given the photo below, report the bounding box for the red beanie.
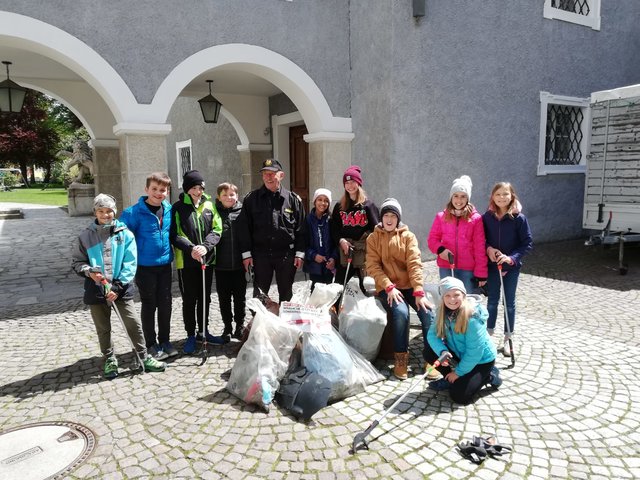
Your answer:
[343,165,363,186]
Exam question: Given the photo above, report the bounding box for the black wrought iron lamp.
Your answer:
[0,61,26,113]
[198,80,222,123]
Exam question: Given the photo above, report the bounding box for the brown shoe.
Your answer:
[393,352,409,380]
[424,362,442,380]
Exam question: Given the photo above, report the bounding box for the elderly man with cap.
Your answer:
[237,158,306,302]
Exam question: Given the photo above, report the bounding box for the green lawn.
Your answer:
[0,187,68,206]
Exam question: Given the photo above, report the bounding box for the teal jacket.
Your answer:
[427,301,496,376]
[71,219,137,304]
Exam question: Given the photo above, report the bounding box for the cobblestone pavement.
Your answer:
[1,203,640,479]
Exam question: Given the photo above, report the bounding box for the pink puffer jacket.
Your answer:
[427,208,488,279]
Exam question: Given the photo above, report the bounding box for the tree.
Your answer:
[0,90,85,186]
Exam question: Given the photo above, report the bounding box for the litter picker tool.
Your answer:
[90,267,145,373]
[337,246,353,314]
[447,252,455,276]
[497,263,515,368]
[351,351,451,453]
[199,257,208,366]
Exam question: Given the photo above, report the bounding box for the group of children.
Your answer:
[74,165,533,406]
[73,171,247,379]
[307,168,533,405]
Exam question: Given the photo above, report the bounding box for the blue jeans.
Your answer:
[378,289,434,353]
[486,264,519,336]
[438,268,476,294]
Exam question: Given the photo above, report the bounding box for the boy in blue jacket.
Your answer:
[72,194,166,379]
[120,172,176,360]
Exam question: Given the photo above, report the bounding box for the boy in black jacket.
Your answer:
[214,182,246,340]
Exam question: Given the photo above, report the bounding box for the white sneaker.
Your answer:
[502,337,512,357]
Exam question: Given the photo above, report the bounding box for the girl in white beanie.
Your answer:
[427,175,487,293]
[303,188,338,288]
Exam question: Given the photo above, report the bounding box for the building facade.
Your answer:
[1,0,639,243]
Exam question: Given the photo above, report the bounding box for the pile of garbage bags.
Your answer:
[226,279,387,419]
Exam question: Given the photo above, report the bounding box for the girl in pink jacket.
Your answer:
[427,175,487,293]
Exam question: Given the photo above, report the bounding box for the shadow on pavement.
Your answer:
[524,239,640,291]
[1,357,104,401]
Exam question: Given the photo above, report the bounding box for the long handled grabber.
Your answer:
[447,252,455,277]
[497,263,515,369]
[199,257,208,366]
[351,351,451,453]
[91,267,145,373]
[337,246,354,314]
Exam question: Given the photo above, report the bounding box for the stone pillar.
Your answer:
[238,144,273,197]
[89,139,121,211]
[114,124,172,209]
[305,134,354,204]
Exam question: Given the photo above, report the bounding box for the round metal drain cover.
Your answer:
[0,421,96,480]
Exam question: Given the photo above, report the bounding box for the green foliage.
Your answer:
[0,90,86,185]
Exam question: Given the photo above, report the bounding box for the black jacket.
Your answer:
[214,198,243,271]
[238,185,306,258]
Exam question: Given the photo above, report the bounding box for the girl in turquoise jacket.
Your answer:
[425,277,501,404]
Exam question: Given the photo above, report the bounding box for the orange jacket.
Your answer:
[366,224,424,294]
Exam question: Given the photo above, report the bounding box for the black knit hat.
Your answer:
[380,197,402,223]
[182,170,205,192]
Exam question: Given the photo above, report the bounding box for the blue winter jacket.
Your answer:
[71,219,137,304]
[482,211,533,271]
[427,301,497,377]
[120,196,173,267]
[303,209,338,276]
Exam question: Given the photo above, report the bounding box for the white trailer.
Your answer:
[584,84,640,274]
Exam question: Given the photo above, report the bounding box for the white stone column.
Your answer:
[89,139,121,210]
[304,132,354,204]
[114,124,172,208]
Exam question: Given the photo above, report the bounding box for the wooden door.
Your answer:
[289,124,309,210]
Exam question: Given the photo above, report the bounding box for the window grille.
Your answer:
[544,0,600,30]
[537,92,589,175]
[545,104,584,165]
[175,140,193,186]
[551,0,590,16]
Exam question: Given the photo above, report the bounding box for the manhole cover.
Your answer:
[0,421,96,480]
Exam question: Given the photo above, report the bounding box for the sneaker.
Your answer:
[104,356,119,379]
[161,341,179,358]
[199,331,229,345]
[488,366,502,389]
[487,328,495,336]
[424,362,442,380]
[183,335,197,354]
[148,344,169,361]
[222,325,233,337]
[428,378,451,391]
[143,355,166,372]
[503,337,512,357]
[232,325,244,340]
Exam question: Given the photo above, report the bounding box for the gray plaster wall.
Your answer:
[166,97,241,204]
[349,0,640,246]
[0,0,351,117]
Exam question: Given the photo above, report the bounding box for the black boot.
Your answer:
[233,323,244,340]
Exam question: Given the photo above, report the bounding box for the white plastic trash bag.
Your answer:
[339,278,387,361]
[302,328,384,402]
[227,298,301,411]
[307,282,343,310]
[279,302,333,334]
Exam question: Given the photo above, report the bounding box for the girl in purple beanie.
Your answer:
[329,165,379,292]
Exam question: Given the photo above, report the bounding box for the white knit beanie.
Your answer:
[93,193,117,215]
[312,188,332,205]
[449,175,473,200]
